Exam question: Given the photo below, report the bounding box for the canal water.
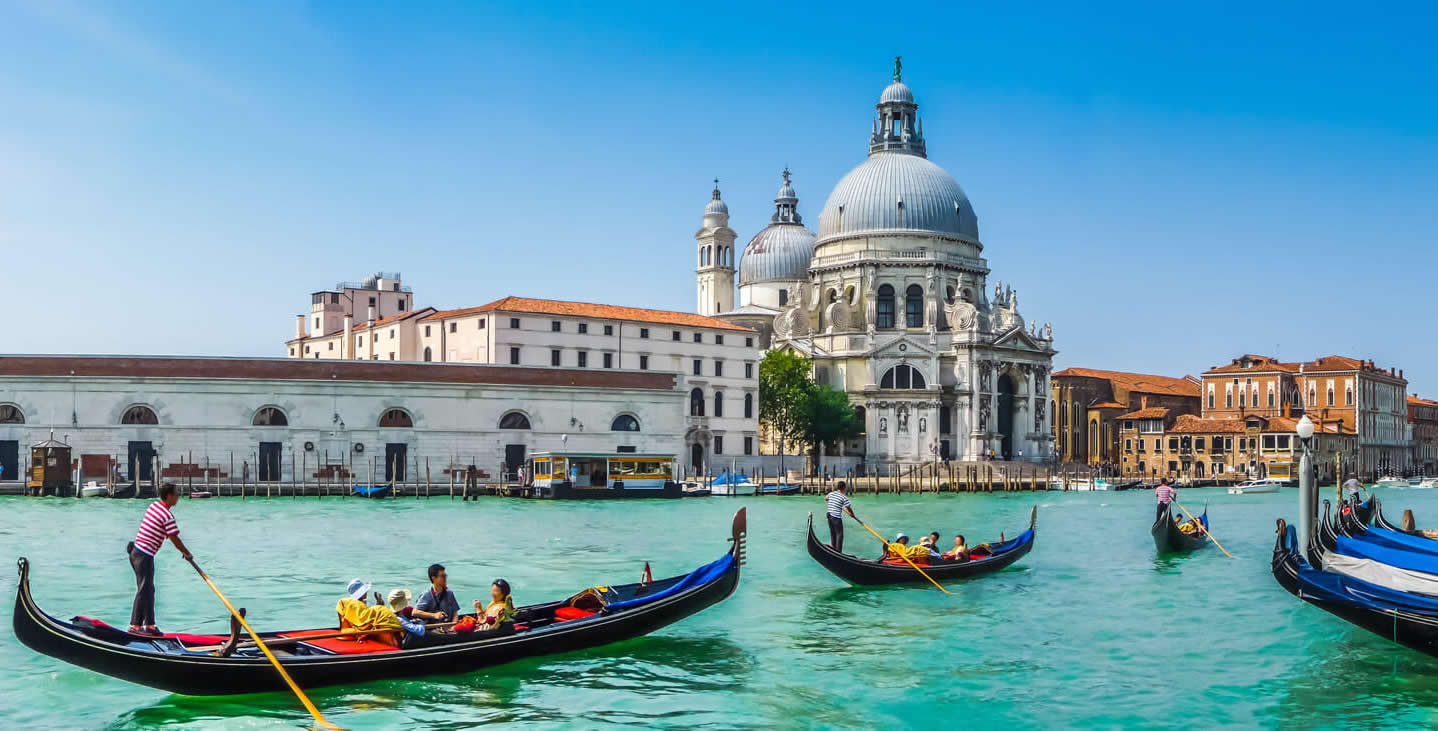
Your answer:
[4,487,1438,729]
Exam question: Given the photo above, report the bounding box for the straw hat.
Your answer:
[387,588,413,612]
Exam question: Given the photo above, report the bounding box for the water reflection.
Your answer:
[108,636,752,729]
[1274,631,1438,730]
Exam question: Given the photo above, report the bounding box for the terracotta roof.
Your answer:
[1410,395,1438,407]
[1050,368,1200,398]
[1301,355,1363,372]
[0,356,677,391]
[1089,401,1127,410]
[1168,414,1247,434]
[1118,407,1169,419]
[1265,415,1355,435]
[423,297,754,333]
[1204,355,1299,375]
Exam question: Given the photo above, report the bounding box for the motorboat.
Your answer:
[1046,477,1111,491]
[79,482,109,498]
[1376,475,1407,486]
[1419,478,1438,489]
[1228,479,1284,495]
[709,472,756,497]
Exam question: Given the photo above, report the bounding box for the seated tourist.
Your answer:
[879,534,910,560]
[472,578,518,630]
[413,563,460,623]
[387,588,426,638]
[943,535,969,561]
[335,596,403,647]
[921,533,944,559]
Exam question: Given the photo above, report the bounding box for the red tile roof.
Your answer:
[1050,368,1200,398]
[1168,415,1247,434]
[1410,395,1438,407]
[1264,415,1355,435]
[1118,407,1169,419]
[423,297,754,333]
[1204,355,1299,375]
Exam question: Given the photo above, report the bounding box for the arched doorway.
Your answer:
[997,373,1016,459]
[690,443,705,476]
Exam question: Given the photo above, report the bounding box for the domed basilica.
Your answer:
[696,60,1056,463]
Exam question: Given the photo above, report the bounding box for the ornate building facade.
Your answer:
[712,61,1056,463]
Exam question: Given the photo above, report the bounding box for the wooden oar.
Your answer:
[186,557,336,729]
[850,517,952,595]
[1172,500,1234,558]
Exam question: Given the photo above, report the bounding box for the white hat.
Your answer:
[346,577,372,601]
[387,588,412,612]
[894,533,908,542]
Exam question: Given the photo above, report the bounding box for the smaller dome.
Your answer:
[739,225,816,285]
[704,179,728,217]
[880,81,914,105]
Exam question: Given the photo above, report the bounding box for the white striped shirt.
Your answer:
[1154,484,1176,504]
[133,501,178,556]
[825,491,851,518]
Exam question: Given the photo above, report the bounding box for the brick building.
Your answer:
[1051,368,1201,467]
[1118,412,1355,482]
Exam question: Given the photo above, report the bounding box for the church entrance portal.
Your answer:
[997,374,1016,460]
[690,443,705,477]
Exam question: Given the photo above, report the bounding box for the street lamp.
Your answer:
[1297,414,1316,562]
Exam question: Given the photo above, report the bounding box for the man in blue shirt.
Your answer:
[412,563,460,622]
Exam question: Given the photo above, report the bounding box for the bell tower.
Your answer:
[696,178,736,316]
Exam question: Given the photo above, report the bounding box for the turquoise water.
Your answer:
[5,488,1438,729]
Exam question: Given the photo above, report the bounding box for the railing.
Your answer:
[809,248,980,269]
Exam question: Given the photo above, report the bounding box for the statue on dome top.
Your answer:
[893,56,902,82]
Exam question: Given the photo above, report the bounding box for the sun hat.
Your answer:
[346,577,372,601]
[387,588,412,612]
[894,533,908,542]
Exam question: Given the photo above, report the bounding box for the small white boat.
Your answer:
[1047,477,1111,491]
[1228,478,1283,495]
[1376,475,1407,486]
[1418,478,1438,489]
[79,481,109,498]
[709,472,757,497]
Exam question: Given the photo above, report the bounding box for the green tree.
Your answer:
[805,385,861,470]
[758,350,812,472]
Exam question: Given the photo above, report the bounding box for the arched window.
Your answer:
[854,405,867,433]
[611,414,640,432]
[423,347,432,362]
[252,407,287,426]
[499,411,531,429]
[905,284,924,327]
[0,404,23,424]
[879,365,927,390]
[743,393,753,419]
[876,285,895,329]
[121,405,158,425]
[690,388,705,416]
[379,408,413,427]
[714,392,724,417]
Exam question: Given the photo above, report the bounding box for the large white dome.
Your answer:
[815,152,978,243]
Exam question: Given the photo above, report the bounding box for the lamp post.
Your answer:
[1297,414,1316,562]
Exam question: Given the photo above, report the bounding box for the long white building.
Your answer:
[0,356,686,486]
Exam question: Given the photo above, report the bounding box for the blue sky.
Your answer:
[2,1,1435,392]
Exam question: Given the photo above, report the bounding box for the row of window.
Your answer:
[688,389,754,419]
[72,404,639,433]
[1125,435,1297,453]
[709,435,756,456]
[874,284,926,329]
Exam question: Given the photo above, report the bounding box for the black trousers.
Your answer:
[827,515,844,552]
[1156,502,1169,521]
[128,542,156,627]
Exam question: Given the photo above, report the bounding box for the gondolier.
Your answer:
[126,483,193,636]
[1154,478,1176,521]
[823,482,858,551]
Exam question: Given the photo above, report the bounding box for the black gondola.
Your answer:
[804,508,1036,586]
[1272,518,1438,660]
[1151,503,1208,553]
[13,510,747,696]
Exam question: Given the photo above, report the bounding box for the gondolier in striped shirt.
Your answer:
[1154,478,1177,521]
[126,484,193,636]
[824,481,859,552]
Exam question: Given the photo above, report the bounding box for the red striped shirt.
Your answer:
[1154,485,1176,504]
[133,501,178,556]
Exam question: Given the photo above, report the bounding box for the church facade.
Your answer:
[705,61,1057,463]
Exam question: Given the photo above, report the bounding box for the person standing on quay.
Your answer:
[1154,478,1177,521]
[127,483,193,636]
[824,481,858,551]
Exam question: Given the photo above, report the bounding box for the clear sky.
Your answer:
[2,1,1435,393]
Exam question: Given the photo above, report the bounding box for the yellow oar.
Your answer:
[851,517,952,594]
[1172,500,1234,559]
[186,558,337,729]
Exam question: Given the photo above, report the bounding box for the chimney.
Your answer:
[367,305,376,326]
[342,316,353,359]
[295,315,306,340]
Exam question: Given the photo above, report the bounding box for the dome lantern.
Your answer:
[869,56,926,158]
